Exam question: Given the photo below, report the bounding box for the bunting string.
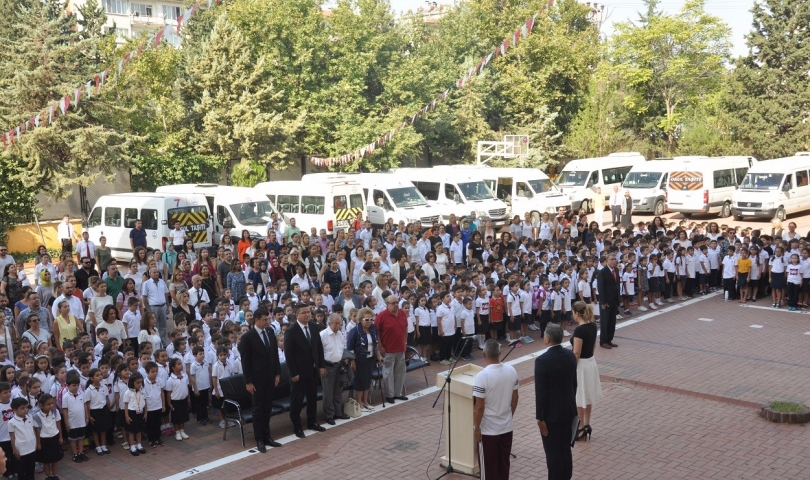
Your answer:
[2,0,220,148]
[308,0,553,167]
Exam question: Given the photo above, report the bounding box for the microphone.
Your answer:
[459,334,477,341]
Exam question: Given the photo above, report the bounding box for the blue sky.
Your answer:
[387,0,755,58]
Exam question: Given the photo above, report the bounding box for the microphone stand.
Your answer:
[431,336,477,479]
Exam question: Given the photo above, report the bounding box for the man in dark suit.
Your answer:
[596,253,620,348]
[535,324,578,480]
[284,302,327,438]
[237,306,282,452]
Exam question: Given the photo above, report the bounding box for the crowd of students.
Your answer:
[0,208,804,479]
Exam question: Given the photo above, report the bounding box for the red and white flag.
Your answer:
[59,96,70,115]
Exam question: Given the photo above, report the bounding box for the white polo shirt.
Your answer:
[165,373,190,401]
[33,408,61,438]
[84,384,109,410]
[61,390,87,428]
[122,389,146,413]
[8,413,36,456]
[144,377,164,412]
[472,363,519,436]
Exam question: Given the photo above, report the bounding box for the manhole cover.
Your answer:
[383,440,419,452]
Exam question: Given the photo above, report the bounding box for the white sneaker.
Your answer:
[638,306,648,312]
[616,314,624,320]
[122,442,130,449]
[563,330,571,337]
[656,298,663,305]
[175,432,183,441]
[666,298,674,303]
[219,420,226,428]
[180,430,189,439]
[649,304,658,310]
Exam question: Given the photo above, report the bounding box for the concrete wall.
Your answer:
[6,220,83,253]
[36,170,131,221]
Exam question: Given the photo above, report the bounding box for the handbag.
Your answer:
[343,398,362,418]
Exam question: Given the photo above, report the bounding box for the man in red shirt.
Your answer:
[374,296,408,404]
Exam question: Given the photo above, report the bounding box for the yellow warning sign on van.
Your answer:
[334,207,364,227]
[169,207,209,244]
[669,171,704,191]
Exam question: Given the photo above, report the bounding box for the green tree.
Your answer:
[230,159,267,187]
[607,0,731,151]
[178,14,303,172]
[130,144,226,192]
[0,0,137,197]
[723,0,810,159]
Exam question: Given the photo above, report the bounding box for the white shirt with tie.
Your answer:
[609,191,622,207]
[187,286,210,308]
[75,239,95,261]
[255,325,272,349]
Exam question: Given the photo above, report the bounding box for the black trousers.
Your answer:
[439,334,454,360]
[599,302,617,345]
[0,441,16,475]
[289,371,318,430]
[146,408,162,442]
[17,451,35,480]
[480,431,513,480]
[195,388,209,421]
[540,420,573,480]
[610,206,622,225]
[252,383,277,442]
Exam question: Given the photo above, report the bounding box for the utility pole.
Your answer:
[584,2,610,33]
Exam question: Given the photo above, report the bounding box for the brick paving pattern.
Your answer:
[57,294,810,480]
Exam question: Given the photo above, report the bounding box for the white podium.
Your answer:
[435,364,484,475]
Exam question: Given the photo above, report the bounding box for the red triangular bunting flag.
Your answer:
[60,96,70,115]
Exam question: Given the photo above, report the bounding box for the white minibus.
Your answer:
[254,179,365,235]
[87,193,213,262]
[666,156,757,217]
[555,152,646,213]
[393,168,511,226]
[301,172,440,228]
[156,184,279,241]
[461,166,571,220]
[732,152,810,221]
[621,159,684,215]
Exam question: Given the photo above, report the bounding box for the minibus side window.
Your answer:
[278,195,299,214]
[104,207,121,227]
[795,170,808,187]
[713,169,734,188]
[302,196,325,215]
[124,208,139,228]
[141,209,158,230]
[350,194,364,209]
[88,207,102,228]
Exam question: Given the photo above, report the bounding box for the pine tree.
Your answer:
[724,0,810,159]
[179,14,303,173]
[0,0,138,198]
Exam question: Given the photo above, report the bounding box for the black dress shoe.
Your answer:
[335,414,350,420]
[256,441,267,453]
[609,342,618,347]
[294,429,306,438]
[266,439,282,448]
[308,423,326,432]
[385,397,395,404]
[394,396,408,401]
[600,343,612,349]
[326,418,336,425]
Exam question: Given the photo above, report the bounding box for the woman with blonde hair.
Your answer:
[570,300,602,441]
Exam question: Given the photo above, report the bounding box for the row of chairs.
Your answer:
[219,346,429,446]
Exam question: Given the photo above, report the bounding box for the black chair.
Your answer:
[272,363,292,412]
[220,375,253,447]
[404,345,429,388]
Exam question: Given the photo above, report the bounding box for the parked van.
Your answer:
[621,159,683,215]
[302,172,440,228]
[732,152,810,221]
[666,156,757,217]
[392,168,511,226]
[555,152,646,213]
[156,184,279,242]
[87,193,213,262]
[445,166,571,221]
[254,179,365,235]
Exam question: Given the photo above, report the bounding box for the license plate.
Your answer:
[336,219,349,227]
[741,211,755,215]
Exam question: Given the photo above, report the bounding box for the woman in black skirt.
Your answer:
[34,394,64,479]
[347,307,378,411]
[123,373,147,456]
[85,369,111,455]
